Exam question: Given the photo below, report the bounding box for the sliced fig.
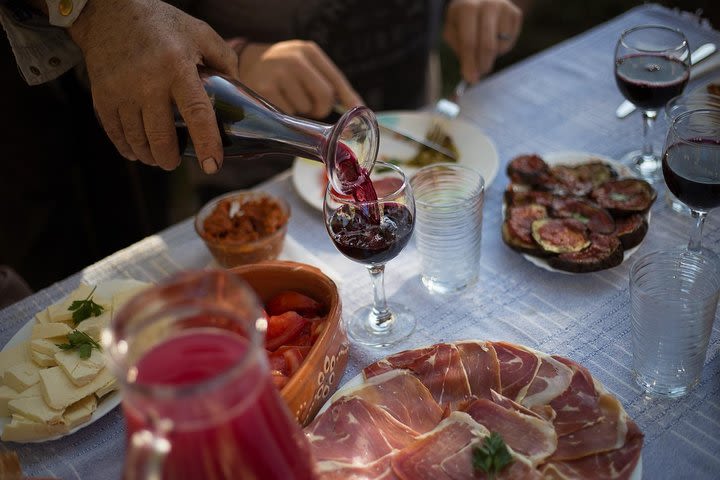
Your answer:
[531,218,590,254]
[574,160,618,186]
[507,154,550,185]
[504,187,557,208]
[502,204,549,255]
[548,234,624,273]
[590,179,657,215]
[614,214,648,250]
[548,161,618,197]
[550,198,615,234]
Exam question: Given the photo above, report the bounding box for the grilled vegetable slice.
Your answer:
[590,179,657,215]
[504,187,557,208]
[548,234,624,273]
[550,198,615,234]
[502,204,548,255]
[506,154,550,185]
[614,214,648,250]
[531,218,590,254]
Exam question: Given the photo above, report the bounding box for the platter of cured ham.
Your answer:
[305,341,643,480]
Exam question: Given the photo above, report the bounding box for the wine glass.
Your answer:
[323,161,416,347]
[662,108,720,252]
[615,25,690,183]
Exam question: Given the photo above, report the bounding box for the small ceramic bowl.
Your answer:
[195,190,290,267]
[231,260,348,426]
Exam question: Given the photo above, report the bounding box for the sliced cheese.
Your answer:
[54,349,105,386]
[4,362,40,392]
[0,384,19,417]
[39,366,114,410]
[95,376,118,399]
[35,307,51,324]
[46,283,109,324]
[76,311,111,341]
[8,396,65,425]
[111,283,151,318]
[64,395,97,428]
[1,414,69,442]
[30,349,57,368]
[29,337,65,357]
[0,343,30,378]
[31,323,72,340]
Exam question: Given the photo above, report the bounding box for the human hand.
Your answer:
[234,40,363,119]
[69,0,240,173]
[444,0,523,83]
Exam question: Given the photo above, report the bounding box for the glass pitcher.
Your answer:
[176,70,379,195]
[103,269,316,480]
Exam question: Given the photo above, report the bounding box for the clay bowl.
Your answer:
[231,260,348,426]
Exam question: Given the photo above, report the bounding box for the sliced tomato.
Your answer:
[265,291,323,317]
[271,370,290,390]
[266,311,308,351]
[309,317,328,343]
[275,346,312,377]
[267,349,287,372]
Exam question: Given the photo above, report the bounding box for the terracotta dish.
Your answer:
[231,260,348,426]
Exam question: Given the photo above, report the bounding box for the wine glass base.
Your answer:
[346,302,416,348]
[620,150,663,184]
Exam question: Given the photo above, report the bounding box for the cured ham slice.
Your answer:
[315,456,398,480]
[549,356,603,436]
[541,420,643,480]
[331,370,443,434]
[463,398,557,466]
[552,393,629,461]
[364,344,473,409]
[392,412,541,480]
[455,341,501,399]
[306,396,418,469]
[521,353,574,408]
[493,342,541,403]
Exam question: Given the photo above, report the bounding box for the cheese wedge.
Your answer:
[4,362,40,392]
[111,283,151,317]
[29,338,65,357]
[8,396,65,425]
[0,384,19,416]
[95,376,118,399]
[0,343,30,378]
[35,308,51,324]
[31,323,72,340]
[1,414,69,442]
[76,311,111,341]
[64,395,97,428]
[30,349,57,368]
[39,366,114,410]
[46,283,110,324]
[54,349,105,386]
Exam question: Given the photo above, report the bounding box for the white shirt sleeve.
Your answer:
[0,3,83,85]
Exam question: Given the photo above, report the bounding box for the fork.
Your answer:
[426,81,468,145]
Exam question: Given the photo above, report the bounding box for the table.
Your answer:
[2,4,720,479]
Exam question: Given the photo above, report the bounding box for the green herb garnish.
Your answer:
[56,330,102,359]
[68,285,105,325]
[472,432,513,479]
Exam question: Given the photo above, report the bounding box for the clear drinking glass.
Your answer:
[630,248,720,397]
[614,25,690,183]
[103,269,315,480]
[661,109,720,252]
[323,162,416,347]
[411,163,485,294]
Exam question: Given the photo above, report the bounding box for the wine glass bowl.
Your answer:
[614,25,690,183]
[323,161,416,347]
[662,108,720,251]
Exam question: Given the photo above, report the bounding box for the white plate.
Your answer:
[0,278,148,443]
[291,110,499,211]
[317,343,642,480]
[508,151,651,275]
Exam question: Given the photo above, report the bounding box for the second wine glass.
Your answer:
[615,25,690,183]
[323,162,416,347]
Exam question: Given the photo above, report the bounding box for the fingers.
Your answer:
[455,9,482,83]
[142,101,182,171]
[194,21,240,78]
[118,105,155,166]
[172,73,223,174]
[476,7,500,77]
[306,45,363,111]
[495,3,522,55]
[94,102,136,161]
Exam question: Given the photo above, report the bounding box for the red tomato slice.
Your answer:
[271,370,289,390]
[266,311,308,351]
[265,291,323,317]
[275,346,312,376]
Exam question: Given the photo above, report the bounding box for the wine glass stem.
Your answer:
[641,110,657,160]
[688,210,707,251]
[367,264,392,326]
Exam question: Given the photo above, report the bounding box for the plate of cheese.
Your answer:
[0,278,151,443]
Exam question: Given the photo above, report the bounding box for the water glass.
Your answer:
[630,248,720,398]
[411,163,485,294]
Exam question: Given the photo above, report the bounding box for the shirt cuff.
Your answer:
[47,0,88,27]
[0,4,83,85]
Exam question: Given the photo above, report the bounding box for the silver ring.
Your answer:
[497,33,513,41]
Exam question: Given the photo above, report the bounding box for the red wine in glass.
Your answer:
[615,54,690,110]
[327,203,414,264]
[662,139,720,212]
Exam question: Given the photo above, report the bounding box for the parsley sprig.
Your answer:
[56,330,102,359]
[472,432,513,479]
[68,286,105,325]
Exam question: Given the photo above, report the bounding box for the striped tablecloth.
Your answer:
[2,4,719,478]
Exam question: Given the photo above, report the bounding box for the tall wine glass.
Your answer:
[662,109,720,252]
[615,25,690,183]
[323,161,416,347]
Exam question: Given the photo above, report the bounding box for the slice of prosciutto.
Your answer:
[463,397,557,466]
[455,341,501,400]
[391,411,541,480]
[521,352,574,408]
[550,356,603,436]
[492,342,541,403]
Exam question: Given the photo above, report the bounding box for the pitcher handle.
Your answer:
[124,429,171,480]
